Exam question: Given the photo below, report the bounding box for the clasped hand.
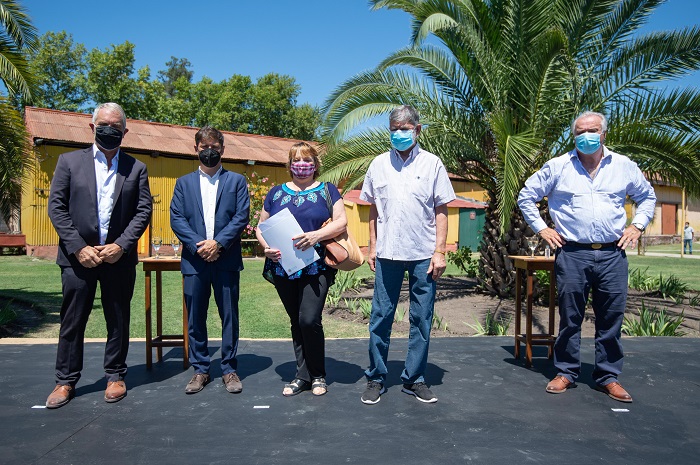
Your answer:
[196,239,221,262]
[77,243,123,268]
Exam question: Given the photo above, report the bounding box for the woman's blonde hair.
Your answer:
[287,142,321,179]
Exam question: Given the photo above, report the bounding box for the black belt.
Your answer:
[565,241,619,250]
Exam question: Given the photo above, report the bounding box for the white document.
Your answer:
[258,208,319,275]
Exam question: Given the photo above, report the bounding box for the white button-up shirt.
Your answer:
[93,144,119,245]
[199,167,222,240]
[360,145,455,260]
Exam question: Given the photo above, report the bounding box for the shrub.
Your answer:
[326,271,364,307]
[657,273,689,303]
[243,172,274,239]
[466,310,511,336]
[622,301,686,337]
[628,267,657,291]
[447,246,479,277]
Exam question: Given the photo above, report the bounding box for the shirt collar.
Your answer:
[199,166,223,180]
[391,143,420,163]
[92,143,120,164]
[570,145,612,162]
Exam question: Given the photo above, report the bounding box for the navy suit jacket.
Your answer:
[170,168,250,275]
[48,146,152,268]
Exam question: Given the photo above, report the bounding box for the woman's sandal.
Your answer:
[282,378,311,397]
[311,378,327,396]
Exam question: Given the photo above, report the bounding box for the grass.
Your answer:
[627,255,700,291]
[0,256,463,339]
[643,242,700,254]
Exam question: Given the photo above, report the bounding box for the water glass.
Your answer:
[171,238,181,257]
[151,236,162,258]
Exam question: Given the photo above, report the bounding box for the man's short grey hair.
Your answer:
[571,111,607,135]
[93,102,127,129]
[389,105,420,126]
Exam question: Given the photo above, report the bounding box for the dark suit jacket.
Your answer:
[170,168,250,275]
[48,146,153,268]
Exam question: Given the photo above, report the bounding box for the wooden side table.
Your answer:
[141,257,189,370]
[508,255,556,367]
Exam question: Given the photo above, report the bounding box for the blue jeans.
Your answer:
[365,258,436,384]
[554,245,628,386]
[684,239,693,254]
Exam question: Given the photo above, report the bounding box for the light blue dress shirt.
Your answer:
[518,147,656,243]
[93,145,119,245]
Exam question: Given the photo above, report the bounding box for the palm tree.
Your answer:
[320,0,700,296]
[0,0,37,230]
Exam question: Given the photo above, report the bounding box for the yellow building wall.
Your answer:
[22,146,296,252]
[451,179,487,202]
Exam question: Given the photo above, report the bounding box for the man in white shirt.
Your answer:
[684,222,694,254]
[359,105,456,404]
[170,127,250,395]
[46,102,152,408]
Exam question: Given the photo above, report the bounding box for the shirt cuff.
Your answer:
[530,218,548,234]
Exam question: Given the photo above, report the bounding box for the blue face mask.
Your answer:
[390,129,415,152]
[575,133,602,155]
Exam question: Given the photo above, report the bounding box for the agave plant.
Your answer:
[320,0,700,297]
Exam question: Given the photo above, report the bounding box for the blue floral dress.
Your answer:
[263,182,342,279]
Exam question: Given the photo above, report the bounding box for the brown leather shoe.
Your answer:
[185,373,210,394]
[597,381,633,403]
[546,375,574,394]
[46,384,74,409]
[105,380,127,403]
[222,372,242,393]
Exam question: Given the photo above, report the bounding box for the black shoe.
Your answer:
[361,381,386,405]
[402,382,437,403]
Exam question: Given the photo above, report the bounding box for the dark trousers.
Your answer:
[55,264,135,385]
[554,245,628,386]
[273,271,333,382]
[184,268,240,375]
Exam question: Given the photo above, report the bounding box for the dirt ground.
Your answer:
[324,276,700,338]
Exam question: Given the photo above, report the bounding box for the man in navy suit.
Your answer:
[170,126,250,394]
[46,102,152,408]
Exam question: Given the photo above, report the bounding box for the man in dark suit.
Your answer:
[46,102,152,409]
[170,126,250,394]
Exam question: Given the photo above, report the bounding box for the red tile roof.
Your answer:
[24,106,309,165]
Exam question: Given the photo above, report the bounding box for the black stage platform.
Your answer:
[1,337,699,465]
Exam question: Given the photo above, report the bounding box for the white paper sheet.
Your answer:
[258,208,319,275]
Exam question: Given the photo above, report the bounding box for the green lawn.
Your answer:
[627,254,700,291]
[643,242,700,255]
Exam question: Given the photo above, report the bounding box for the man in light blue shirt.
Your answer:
[518,111,656,403]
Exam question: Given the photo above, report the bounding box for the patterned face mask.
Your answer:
[290,160,316,179]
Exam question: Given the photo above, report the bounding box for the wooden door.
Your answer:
[661,203,677,235]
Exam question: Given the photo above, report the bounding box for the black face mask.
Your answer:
[198,148,221,168]
[95,125,124,151]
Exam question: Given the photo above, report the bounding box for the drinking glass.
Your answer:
[151,236,162,259]
[171,238,181,258]
[526,237,538,258]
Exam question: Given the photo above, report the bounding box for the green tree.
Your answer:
[0,0,37,230]
[82,41,155,119]
[157,56,193,97]
[27,31,86,111]
[320,0,700,296]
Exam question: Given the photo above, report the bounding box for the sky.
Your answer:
[22,0,700,108]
